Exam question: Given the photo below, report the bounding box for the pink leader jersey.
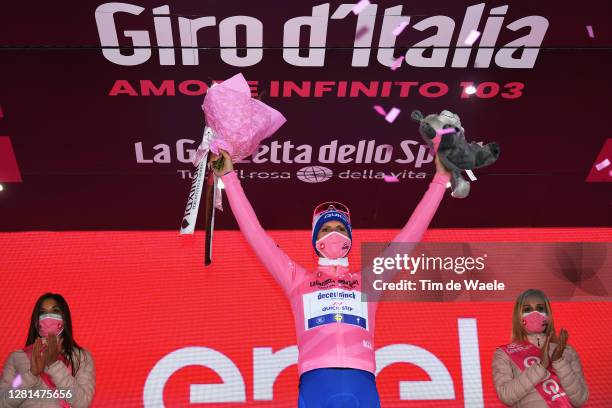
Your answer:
[221,171,450,376]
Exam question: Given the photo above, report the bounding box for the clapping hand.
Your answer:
[551,328,569,362]
[44,334,64,367]
[540,333,552,369]
[30,338,45,376]
[540,328,569,368]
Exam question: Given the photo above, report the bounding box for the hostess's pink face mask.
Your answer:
[316,231,351,259]
[38,313,64,338]
[522,311,549,334]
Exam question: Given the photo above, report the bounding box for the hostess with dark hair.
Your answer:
[25,293,82,375]
[0,292,96,407]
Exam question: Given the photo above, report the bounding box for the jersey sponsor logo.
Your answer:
[310,278,335,287]
[338,278,359,289]
[317,291,356,300]
[307,312,367,329]
[303,289,368,330]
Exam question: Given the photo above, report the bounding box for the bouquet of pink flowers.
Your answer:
[193,73,286,168]
[181,73,286,265]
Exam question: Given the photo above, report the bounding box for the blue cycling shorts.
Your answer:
[298,367,381,408]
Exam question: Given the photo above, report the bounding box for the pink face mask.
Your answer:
[316,231,351,259]
[522,311,549,334]
[39,313,64,338]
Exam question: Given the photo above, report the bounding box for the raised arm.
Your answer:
[392,171,450,244]
[361,158,451,304]
[221,169,298,294]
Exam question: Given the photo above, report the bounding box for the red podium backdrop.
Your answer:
[1,228,610,407]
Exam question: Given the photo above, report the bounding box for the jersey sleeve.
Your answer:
[392,173,450,243]
[222,171,298,294]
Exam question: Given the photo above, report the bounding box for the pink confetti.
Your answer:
[0,106,3,118]
[392,22,409,36]
[352,0,370,15]
[373,105,386,116]
[390,56,404,71]
[12,374,22,388]
[465,170,477,181]
[436,127,456,136]
[355,26,369,40]
[586,25,594,38]
[384,107,401,123]
[464,30,481,45]
[384,174,400,183]
[595,158,610,171]
[609,169,612,177]
[374,105,401,123]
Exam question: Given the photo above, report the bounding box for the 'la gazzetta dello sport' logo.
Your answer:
[296,166,333,183]
[136,139,435,183]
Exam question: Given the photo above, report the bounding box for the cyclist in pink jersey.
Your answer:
[211,150,451,407]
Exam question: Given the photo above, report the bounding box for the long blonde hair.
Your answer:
[511,289,557,342]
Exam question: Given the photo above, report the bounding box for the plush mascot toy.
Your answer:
[411,109,500,198]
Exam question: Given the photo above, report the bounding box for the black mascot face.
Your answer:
[411,109,500,199]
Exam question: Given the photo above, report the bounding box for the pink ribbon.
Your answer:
[500,342,573,407]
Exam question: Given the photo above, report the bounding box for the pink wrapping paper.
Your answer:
[202,73,286,163]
